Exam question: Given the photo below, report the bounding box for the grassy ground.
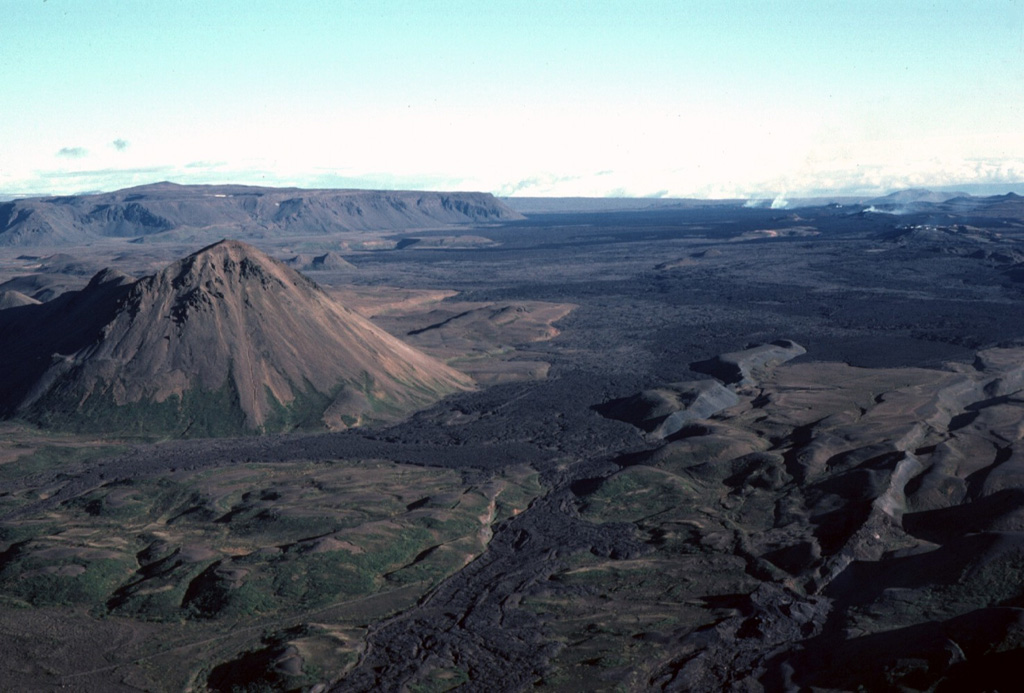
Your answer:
[0,444,545,691]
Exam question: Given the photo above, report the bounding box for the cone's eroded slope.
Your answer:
[7,240,473,434]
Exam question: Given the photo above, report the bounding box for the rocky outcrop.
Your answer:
[690,339,807,386]
[596,380,740,439]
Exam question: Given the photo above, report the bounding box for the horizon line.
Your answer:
[3,178,1024,203]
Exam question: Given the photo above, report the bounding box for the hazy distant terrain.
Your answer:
[0,182,522,247]
[2,185,1024,691]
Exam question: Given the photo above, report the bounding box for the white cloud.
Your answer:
[3,104,1024,199]
[56,146,88,158]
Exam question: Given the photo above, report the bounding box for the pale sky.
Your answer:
[2,0,1023,198]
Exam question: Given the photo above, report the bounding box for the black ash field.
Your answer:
[2,186,1024,691]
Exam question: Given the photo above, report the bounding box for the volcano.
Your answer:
[0,240,472,435]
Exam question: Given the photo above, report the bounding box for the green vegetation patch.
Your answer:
[409,666,471,693]
[63,476,213,527]
[650,431,770,474]
[0,454,550,688]
[108,552,220,621]
[182,523,443,619]
[493,468,543,523]
[0,520,57,548]
[578,465,698,524]
[205,628,322,693]
[26,378,248,437]
[0,543,136,608]
[221,505,359,542]
[385,543,468,587]
[527,548,757,692]
[262,379,337,432]
[0,443,126,482]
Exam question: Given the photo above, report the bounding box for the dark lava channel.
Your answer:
[335,461,649,692]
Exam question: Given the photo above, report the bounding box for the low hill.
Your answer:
[0,239,472,435]
[0,182,525,247]
[862,190,1024,220]
[0,290,41,309]
[940,191,1024,219]
[283,251,355,272]
[865,188,966,206]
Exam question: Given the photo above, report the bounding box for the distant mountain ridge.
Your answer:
[0,239,472,435]
[939,191,1024,218]
[865,188,967,205]
[0,182,524,246]
[503,188,1024,215]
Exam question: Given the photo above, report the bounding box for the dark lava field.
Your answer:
[3,192,1024,691]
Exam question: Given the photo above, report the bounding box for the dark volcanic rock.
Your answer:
[595,380,740,439]
[690,339,806,386]
[334,485,648,693]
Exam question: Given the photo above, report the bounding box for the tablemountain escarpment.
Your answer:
[0,182,525,246]
[0,239,472,435]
